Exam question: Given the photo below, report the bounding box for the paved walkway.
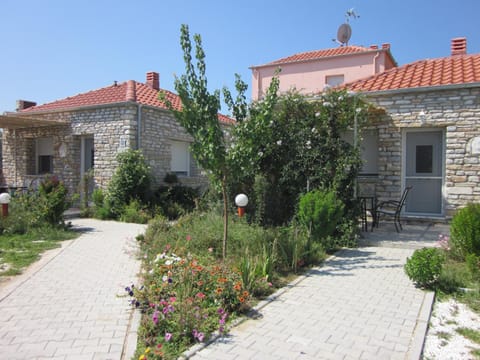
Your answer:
[188,223,448,360]
[0,219,146,360]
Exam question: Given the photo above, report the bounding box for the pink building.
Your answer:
[251,44,397,100]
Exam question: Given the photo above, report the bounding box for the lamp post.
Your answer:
[235,193,248,217]
[0,193,11,217]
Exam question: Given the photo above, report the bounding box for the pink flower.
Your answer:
[152,310,160,325]
[196,292,206,299]
[186,235,192,241]
[169,297,176,303]
[165,332,172,342]
[192,329,205,342]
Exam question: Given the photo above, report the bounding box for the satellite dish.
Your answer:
[337,23,352,46]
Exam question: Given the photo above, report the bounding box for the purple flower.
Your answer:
[152,310,160,325]
[165,332,172,342]
[192,329,205,342]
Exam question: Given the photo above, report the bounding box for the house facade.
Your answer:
[250,44,396,100]
[348,38,480,219]
[0,72,231,196]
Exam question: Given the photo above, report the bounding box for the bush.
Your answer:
[0,192,41,234]
[106,149,151,216]
[296,189,344,251]
[153,185,198,220]
[119,200,150,224]
[37,176,70,226]
[404,247,445,288]
[450,203,480,260]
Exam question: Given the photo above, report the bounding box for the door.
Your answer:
[404,130,444,215]
[80,137,94,195]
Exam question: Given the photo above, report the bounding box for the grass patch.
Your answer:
[435,331,452,341]
[0,227,78,276]
[456,327,480,345]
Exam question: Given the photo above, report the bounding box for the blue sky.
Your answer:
[1,0,479,113]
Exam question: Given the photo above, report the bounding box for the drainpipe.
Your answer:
[13,129,17,186]
[373,51,380,75]
[137,104,142,150]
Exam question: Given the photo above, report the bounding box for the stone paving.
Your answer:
[188,223,443,360]
[0,218,146,360]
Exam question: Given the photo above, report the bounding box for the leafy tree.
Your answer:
[163,25,279,258]
[229,89,371,227]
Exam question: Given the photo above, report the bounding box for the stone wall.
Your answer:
[366,86,480,218]
[2,103,211,197]
[140,106,208,191]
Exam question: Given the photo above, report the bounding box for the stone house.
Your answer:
[0,72,233,196]
[250,43,396,100]
[346,37,480,219]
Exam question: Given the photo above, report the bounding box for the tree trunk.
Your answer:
[222,176,228,259]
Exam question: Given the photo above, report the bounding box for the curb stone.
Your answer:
[179,254,336,359]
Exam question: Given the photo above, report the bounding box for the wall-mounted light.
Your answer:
[419,110,427,125]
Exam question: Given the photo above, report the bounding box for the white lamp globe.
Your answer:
[0,193,11,204]
[235,193,248,207]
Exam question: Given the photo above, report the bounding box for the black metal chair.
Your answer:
[374,186,412,232]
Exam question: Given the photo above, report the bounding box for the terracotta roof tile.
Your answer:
[256,45,394,67]
[346,53,480,92]
[20,80,233,124]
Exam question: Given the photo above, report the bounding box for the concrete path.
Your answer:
[0,219,146,360]
[188,223,444,360]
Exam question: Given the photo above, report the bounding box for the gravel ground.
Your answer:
[423,298,480,359]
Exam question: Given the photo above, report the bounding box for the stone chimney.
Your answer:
[451,37,467,56]
[146,71,160,90]
[16,100,36,111]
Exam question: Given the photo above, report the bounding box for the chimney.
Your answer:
[126,80,136,102]
[369,45,379,50]
[451,37,467,56]
[381,43,390,50]
[146,71,160,90]
[16,100,37,111]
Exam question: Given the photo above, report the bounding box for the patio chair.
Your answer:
[374,186,412,232]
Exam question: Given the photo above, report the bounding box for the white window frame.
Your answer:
[342,129,378,175]
[36,137,54,174]
[325,74,345,87]
[170,140,190,176]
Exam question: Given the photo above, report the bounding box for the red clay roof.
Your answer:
[21,81,234,124]
[254,45,395,67]
[346,53,480,92]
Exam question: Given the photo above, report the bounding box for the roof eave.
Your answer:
[250,48,391,70]
[0,114,70,129]
[353,81,480,97]
[15,101,141,115]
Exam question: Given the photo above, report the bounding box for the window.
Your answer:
[325,74,345,87]
[416,145,433,173]
[36,138,53,174]
[342,130,378,175]
[170,141,190,176]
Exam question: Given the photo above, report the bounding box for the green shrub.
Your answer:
[466,253,480,280]
[297,189,344,251]
[153,184,198,219]
[437,260,470,293]
[450,203,480,260]
[404,247,445,288]
[106,149,151,216]
[38,176,70,226]
[0,192,41,234]
[119,200,150,224]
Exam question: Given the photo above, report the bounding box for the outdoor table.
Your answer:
[358,195,377,232]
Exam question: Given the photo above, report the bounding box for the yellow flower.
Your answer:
[145,347,151,354]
